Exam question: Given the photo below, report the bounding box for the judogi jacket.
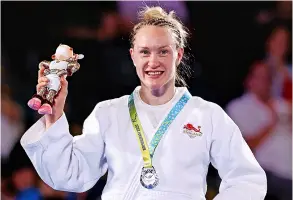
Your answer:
[21,87,267,200]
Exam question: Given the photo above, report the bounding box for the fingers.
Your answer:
[60,76,68,87]
[36,82,48,93]
[36,76,69,98]
[38,76,49,84]
[36,76,49,92]
[38,66,46,79]
[59,76,68,96]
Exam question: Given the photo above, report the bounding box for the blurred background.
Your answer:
[1,1,292,200]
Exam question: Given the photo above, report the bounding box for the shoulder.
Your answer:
[192,98,242,141]
[189,96,235,127]
[188,95,223,114]
[84,95,130,129]
[187,96,227,127]
[92,95,129,114]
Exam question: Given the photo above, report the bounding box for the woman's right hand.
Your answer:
[37,66,68,129]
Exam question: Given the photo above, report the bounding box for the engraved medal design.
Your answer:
[140,166,159,189]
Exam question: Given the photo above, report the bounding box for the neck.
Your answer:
[139,80,176,105]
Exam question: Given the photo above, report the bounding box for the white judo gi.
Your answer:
[20,86,267,200]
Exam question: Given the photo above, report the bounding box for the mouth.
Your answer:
[145,71,164,78]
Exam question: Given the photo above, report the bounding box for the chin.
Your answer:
[146,81,165,91]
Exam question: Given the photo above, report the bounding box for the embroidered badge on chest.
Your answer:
[183,123,203,138]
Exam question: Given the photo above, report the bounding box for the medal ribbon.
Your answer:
[128,90,191,168]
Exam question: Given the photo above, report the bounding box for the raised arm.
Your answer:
[20,102,109,192]
[22,65,109,192]
[209,104,267,200]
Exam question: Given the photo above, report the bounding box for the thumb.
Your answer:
[59,76,68,95]
[60,76,68,87]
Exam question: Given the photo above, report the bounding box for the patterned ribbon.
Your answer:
[128,90,191,168]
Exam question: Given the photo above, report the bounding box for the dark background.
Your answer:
[1,1,292,200]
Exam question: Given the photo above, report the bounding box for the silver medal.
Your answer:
[140,166,159,189]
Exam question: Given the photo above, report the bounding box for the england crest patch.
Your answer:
[183,123,203,138]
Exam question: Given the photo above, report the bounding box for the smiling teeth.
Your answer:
[148,72,162,75]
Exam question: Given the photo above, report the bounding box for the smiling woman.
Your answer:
[129,6,190,105]
[21,5,267,200]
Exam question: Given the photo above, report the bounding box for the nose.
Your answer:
[148,53,160,68]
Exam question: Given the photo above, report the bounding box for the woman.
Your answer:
[21,6,267,200]
[265,25,292,104]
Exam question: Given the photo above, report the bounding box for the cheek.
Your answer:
[165,57,177,73]
[135,64,145,78]
[136,66,142,75]
[133,55,145,67]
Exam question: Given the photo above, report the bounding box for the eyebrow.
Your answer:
[137,45,170,49]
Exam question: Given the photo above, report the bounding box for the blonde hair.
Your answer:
[130,6,191,86]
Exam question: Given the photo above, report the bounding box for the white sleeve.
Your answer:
[20,102,109,192]
[210,104,267,200]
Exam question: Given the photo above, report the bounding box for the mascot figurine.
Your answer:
[27,44,84,115]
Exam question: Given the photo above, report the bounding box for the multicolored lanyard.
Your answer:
[128,90,191,168]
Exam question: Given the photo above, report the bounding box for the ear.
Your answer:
[176,48,184,66]
[129,48,134,60]
[51,54,56,60]
[129,48,136,66]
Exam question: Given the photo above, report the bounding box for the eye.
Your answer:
[140,50,150,55]
[160,49,169,55]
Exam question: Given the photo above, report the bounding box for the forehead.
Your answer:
[134,25,175,48]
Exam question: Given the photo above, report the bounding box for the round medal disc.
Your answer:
[140,166,159,189]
